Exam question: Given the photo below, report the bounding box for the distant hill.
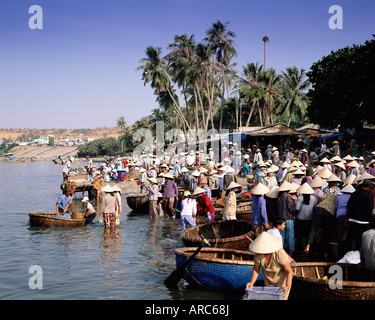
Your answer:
[0,127,123,141]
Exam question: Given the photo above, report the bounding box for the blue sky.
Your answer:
[0,0,374,129]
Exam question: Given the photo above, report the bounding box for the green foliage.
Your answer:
[307,35,375,128]
[77,137,121,157]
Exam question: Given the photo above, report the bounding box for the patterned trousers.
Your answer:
[280,219,295,254]
[149,200,158,219]
[103,212,116,228]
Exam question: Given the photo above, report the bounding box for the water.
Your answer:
[0,161,240,300]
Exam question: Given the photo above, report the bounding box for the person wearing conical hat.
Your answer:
[251,183,270,238]
[344,179,375,253]
[271,146,280,165]
[221,182,242,221]
[300,149,309,166]
[254,161,267,185]
[146,177,159,219]
[335,184,356,257]
[245,232,293,300]
[180,191,197,230]
[290,169,305,186]
[347,160,360,176]
[254,148,263,165]
[263,168,278,189]
[100,185,118,228]
[295,183,317,256]
[276,180,297,256]
[323,174,341,195]
[332,140,340,156]
[192,186,215,223]
[111,184,122,226]
[161,172,179,219]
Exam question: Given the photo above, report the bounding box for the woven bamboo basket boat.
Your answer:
[292,262,375,300]
[175,247,262,290]
[180,220,254,250]
[126,194,149,213]
[29,212,87,228]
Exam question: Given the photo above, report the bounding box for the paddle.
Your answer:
[164,237,210,287]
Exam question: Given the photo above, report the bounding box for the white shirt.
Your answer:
[180,198,197,216]
[62,160,71,174]
[267,228,283,243]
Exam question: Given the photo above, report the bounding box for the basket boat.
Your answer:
[198,203,252,224]
[180,220,254,250]
[29,212,87,228]
[126,194,149,213]
[292,262,375,300]
[174,247,262,290]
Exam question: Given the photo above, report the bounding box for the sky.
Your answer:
[0,0,374,129]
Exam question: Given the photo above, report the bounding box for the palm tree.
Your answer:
[116,116,127,153]
[205,20,237,132]
[137,46,190,132]
[235,62,263,127]
[262,36,270,71]
[257,68,283,126]
[279,66,310,126]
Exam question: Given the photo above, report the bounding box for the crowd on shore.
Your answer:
[60,138,375,264]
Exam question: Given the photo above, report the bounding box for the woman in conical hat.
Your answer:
[335,183,356,257]
[100,185,118,228]
[251,183,270,238]
[221,182,242,221]
[295,182,317,256]
[192,186,215,222]
[323,174,342,195]
[246,232,293,300]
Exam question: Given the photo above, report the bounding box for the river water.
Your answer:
[0,161,242,300]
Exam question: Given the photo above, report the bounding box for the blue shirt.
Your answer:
[335,193,351,218]
[251,195,268,225]
[57,194,72,210]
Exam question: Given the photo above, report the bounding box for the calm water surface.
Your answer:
[0,161,241,300]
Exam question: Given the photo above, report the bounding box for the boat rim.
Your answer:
[174,247,255,266]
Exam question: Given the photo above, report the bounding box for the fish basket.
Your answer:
[72,212,85,220]
[242,286,285,300]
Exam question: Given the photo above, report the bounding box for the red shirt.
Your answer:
[197,194,215,216]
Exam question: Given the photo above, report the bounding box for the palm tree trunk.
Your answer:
[245,100,256,127]
[258,102,263,127]
[193,87,200,131]
[263,42,267,71]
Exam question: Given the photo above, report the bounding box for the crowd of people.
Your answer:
[132,139,375,264]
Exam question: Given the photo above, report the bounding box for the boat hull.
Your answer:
[292,262,375,300]
[180,220,254,250]
[29,212,87,228]
[175,247,262,290]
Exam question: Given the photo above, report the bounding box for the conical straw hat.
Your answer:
[269,164,279,172]
[310,175,326,188]
[316,165,323,172]
[343,155,354,161]
[147,177,158,184]
[326,174,342,183]
[347,161,359,168]
[320,157,331,163]
[164,173,174,179]
[340,184,356,194]
[281,162,290,169]
[111,185,122,192]
[356,172,375,182]
[294,169,305,175]
[227,181,242,190]
[334,162,346,170]
[297,182,315,195]
[318,167,332,179]
[330,155,342,162]
[249,231,283,254]
[344,174,356,185]
[251,183,270,195]
[181,167,189,173]
[289,183,300,193]
[279,181,292,192]
[101,185,114,192]
[266,186,279,199]
[192,187,206,196]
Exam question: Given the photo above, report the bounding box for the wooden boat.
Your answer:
[126,193,149,213]
[6,158,28,163]
[180,220,254,250]
[31,157,49,162]
[174,247,262,290]
[292,262,375,300]
[29,212,87,228]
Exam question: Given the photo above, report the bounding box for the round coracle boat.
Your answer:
[29,212,87,228]
[180,220,254,250]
